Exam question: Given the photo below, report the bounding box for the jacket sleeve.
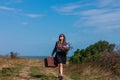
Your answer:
[51,42,57,56]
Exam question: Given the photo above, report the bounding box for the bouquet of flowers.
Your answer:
[57,42,72,53]
[63,42,72,52]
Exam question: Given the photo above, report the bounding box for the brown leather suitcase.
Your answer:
[44,56,57,67]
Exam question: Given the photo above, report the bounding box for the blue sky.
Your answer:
[0,0,120,56]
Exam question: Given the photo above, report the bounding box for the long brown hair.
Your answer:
[57,34,66,47]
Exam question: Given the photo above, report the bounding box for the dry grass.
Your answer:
[0,56,57,80]
[98,52,120,76]
[64,63,120,80]
[64,51,120,80]
[1,55,119,80]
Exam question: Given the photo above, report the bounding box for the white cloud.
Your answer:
[0,6,23,17]
[0,6,45,19]
[25,14,45,18]
[53,0,120,32]
[78,9,120,25]
[52,1,94,15]
[0,6,45,18]
[52,4,80,13]
[97,0,120,8]
[0,6,15,11]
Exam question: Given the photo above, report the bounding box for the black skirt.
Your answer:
[54,52,67,64]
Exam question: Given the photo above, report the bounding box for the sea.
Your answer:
[20,56,71,60]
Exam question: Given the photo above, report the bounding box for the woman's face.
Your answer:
[60,35,64,40]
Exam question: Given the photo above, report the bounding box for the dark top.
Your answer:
[51,42,67,64]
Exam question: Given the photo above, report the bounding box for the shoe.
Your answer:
[58,76,63,80]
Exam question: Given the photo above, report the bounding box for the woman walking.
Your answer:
[51,34,70,80]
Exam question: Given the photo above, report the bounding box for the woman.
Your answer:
[51,34,70,80]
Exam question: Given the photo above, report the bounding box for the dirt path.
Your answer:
[18,60,72,80]
[0,58,72,80]
[41,61,72,80]
[19,67,31,79]
[48,68,72,80]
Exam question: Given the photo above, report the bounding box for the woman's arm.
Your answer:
[51,42,57,56]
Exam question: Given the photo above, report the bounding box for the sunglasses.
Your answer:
[60,35,64,37]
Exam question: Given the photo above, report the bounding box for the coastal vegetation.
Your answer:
[0,40,120,80]
[67,40,120,80]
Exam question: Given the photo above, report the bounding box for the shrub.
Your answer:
[98,51,120,76]
[70,40,115,63]
[70,55,81,64]
[10,52,19,59]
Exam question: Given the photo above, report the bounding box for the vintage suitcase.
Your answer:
[44,56,57,67]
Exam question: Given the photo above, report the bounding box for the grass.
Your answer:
[2,56,119,80]
[30,66,57,80]
[70,73,80,80]
[0,66,23,80]
[30,66,41,78]
[0,57,27,79]
[64,63,120,80]
[0,57,58,80]
[0,67,18,76]
[65,51,120,80]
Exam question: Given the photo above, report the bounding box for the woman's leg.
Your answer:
[59,63,63,76]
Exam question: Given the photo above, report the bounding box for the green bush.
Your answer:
[70,40,115,63]
[70,55,81,64]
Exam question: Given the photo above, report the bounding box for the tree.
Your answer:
[70,40,115,63]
